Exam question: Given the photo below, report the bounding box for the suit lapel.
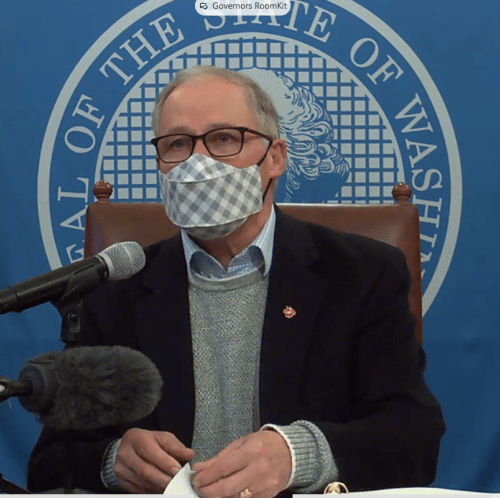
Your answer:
[134,236,195,446]
[260,210,328,425]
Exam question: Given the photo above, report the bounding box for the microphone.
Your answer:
[0,346,163,430]
[0,242,146,314]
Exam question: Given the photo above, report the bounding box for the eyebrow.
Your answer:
[165,123,239,135]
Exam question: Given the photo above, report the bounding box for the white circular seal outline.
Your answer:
[38,0,462,314]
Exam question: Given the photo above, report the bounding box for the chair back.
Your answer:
[85,181,422,342]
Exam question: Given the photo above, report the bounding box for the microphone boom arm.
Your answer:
[0,376,31,403]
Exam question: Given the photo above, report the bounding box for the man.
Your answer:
[28,66,445,496]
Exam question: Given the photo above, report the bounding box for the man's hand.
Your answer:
[114,428,196,493]
[192,430,292,498]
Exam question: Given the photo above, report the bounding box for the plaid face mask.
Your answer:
[159,153,264,240]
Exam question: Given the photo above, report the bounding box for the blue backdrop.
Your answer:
[0,0,499,492]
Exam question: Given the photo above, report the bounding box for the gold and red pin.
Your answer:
[283,306,297,318]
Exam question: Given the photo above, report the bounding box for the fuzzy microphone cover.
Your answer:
[20,345,163,431]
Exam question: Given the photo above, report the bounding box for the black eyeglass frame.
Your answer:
[151,126,274,164]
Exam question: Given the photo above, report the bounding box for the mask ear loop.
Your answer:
[256,139,275,202]
[262,178,273,202]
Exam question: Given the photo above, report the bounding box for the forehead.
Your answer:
[159,76,258,133]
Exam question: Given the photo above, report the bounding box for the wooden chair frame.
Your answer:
[84,181,423,342]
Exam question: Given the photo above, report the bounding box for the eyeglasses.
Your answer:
[151,127,273,164]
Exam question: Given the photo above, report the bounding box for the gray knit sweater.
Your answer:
[188,268,337,492]
[189,268,266,461]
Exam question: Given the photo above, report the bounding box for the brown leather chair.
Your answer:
[84,181,423,342]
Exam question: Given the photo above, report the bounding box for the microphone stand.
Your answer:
[55,299,84,348]
[0,267,104,493]
[52,263,103,348]
[48,267,103,493]
[0,386,31,493]
[52,299,92,492]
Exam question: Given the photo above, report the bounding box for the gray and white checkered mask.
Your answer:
[159,153,264,240]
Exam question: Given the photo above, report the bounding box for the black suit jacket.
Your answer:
[28,210,445,494]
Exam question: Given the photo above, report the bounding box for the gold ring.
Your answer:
[240,488,252,498]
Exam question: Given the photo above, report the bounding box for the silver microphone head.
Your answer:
[97,241,146,280]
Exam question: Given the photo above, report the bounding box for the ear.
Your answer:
[267,139,287,179]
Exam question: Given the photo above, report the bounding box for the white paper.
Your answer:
[163,462,198,496]
[345,488,499,496]
[295,488,500,497]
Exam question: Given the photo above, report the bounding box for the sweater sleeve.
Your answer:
[262,421,338,493]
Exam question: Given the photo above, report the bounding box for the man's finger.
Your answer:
[126,430,194,476]
[116,445,175,492]
[193,437,244,474]
[115,429,195,492]
[193,450,246,489]
[155,431,197,462]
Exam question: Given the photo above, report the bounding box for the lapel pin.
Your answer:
[283,306,297,319]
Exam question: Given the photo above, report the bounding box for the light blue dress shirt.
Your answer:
[181,207,275,279]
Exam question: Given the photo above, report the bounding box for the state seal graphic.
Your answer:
[38,0,462,313]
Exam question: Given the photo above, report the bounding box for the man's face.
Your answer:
[156,76,286,190]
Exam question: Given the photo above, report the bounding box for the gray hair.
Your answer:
[151,66,280,139]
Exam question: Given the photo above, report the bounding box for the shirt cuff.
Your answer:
[100,438,125,492]
[261,420,339,492]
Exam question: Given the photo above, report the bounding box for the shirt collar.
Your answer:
[181,207,276,280]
